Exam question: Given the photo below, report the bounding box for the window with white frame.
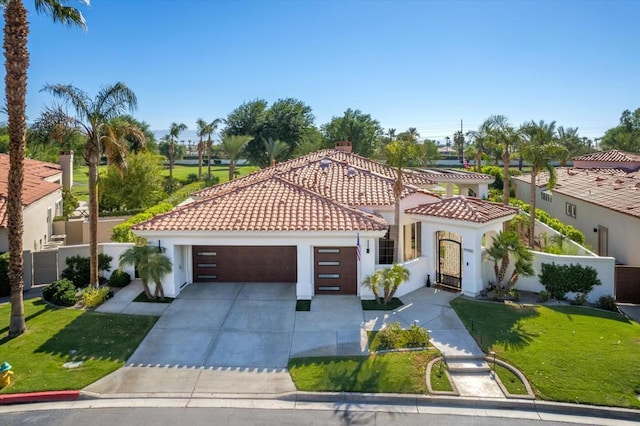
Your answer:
[403,222,422,261]
[565,202,576,218]
[541,190,552,203]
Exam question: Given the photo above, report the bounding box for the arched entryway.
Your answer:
[436,231,462,290]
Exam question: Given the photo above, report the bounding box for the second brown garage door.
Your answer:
[314,247,357,295]
[193,246,297,283]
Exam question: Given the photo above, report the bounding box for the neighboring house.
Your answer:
[133,143,517,300]
[0,154,64,252]
[512,150,640,266]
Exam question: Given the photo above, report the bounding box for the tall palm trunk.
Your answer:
[228,160,235,181]
[4,0,29,337]
[197,137,204,181]
[393,167,403,263]
[169,140,174,179]
[529,166,538,249]
[87,143,100,287]
[502,148,510,231]
[475,148,482,172]
[206,135,212,179]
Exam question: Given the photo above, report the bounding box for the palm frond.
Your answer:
[35,0,88,29]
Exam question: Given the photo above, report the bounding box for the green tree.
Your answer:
[196,118,208,181]
[362,264,410,305]
[418,140,440,166]
[221,135,253,181]
[386,139,420,263]
[486,230,534,291]
[263,137,288,167]
[100,151,165,211]
[521,120,567,248]
[62,187,78,217]
[167,122,187,179]
[453,130,465,162]
[205,118,222,180]
[322,108,383,157]
[466,118,493,172]
[3,0,87,337]
[43,82,138,288]
[118,115,156,153]
[483,115,521,208]
[119,245,172,300]
[225,98,315,166]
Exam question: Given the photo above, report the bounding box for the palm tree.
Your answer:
[387,128,396,143]
[43,82,138,288]
[484,115,520,207]
[263,137,288,167]
[101,116,145,166]
[486,230,534,291]
[206,118,222,180]
[386,139,419,263]
[521,120,566,248]
[119,245,172,300]
[168,122,186,179]
[467,118,492,172]
[3,0,86,337]
[221,135,252,181]
[196,118,207,181]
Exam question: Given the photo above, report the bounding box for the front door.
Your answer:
[598,226,608,256]
[436,231,462,290]
[314,247,357,295]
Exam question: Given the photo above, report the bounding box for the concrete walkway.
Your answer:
[86,284,503,399]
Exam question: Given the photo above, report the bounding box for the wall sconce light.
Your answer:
[366,239,370,254]
[593,228,598,233]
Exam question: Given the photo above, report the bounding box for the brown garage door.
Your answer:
[314,247,357,295]
[192,246,297,283]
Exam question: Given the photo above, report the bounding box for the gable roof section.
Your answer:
[406,197,518,223]
[0,155,62,228]
[573,150,640,163]
[133,176,388,232]
[514,168,640,219]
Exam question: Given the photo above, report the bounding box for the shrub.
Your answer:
[377,322,403,350]
[185,173,198,184]
[0,252,9,297]
[571,293,588,305]
[43,279,78,307]
[60,254,113,288]
[108,269,131,287]
[406,324,429,348]
[82,286,112,308]
[596,295,618,312]
[538,262,601,300]
[538,290,550,302]
[111,202,173,242]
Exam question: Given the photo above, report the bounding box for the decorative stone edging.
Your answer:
[485,356,535,400]
[425,357,459,396]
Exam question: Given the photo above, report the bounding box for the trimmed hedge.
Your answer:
[538,262,601,300]
[43,279,78,307]
[108,269,131,287]
[60,253,113,288]
[509,198,585,245]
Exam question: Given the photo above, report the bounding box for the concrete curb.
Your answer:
[0,391,80,405]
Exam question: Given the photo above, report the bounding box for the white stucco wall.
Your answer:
[22,189,62,252]
[140,231,385,299]
[513,178,640,266]
[481,249,615,303]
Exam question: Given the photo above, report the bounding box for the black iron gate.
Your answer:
[436,231,462,290]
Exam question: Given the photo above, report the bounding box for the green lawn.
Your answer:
[450,297,640,408]
[0,298,157,394]
[429,359,453,392]
[72,164,259,201]
[288,350,436,394]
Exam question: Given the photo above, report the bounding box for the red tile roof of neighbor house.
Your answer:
[513,168,640,219]
[573,150,640,163]
[137,149,502,232]
[414,168,495,181]
[405,197,518,223]
[0,155,62,228]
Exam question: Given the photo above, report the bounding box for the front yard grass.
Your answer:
[429,359,453,392]
[0,298,157,394]
[450,297,640,408]
[288,350,437,394]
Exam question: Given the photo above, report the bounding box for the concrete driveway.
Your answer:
[126,283,481,370]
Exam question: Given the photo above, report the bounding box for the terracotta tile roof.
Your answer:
[133,176,388,232]
[414,168,494,181]
[573,150,640,163]
[513,168,640,219]
[0,155,62,228]
[193,149,436,200]
[406,197,518,223]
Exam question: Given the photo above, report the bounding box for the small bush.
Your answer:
[60,254,113,288]
[82,286,112,308]
[406,324,429,348]
[539,262,601,300]
[538,290,550,302]
[185,173,198,184]
[571,292,588,305]
[43,279,78,307]
[109,269,131,288]
[0,252,9,297]
[596,295,618,312]
[377,322,403,350]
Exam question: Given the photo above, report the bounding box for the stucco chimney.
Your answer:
[334,141,352,153]
[59,150,73,190]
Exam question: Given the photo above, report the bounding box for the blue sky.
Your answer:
[7,0,640,142]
